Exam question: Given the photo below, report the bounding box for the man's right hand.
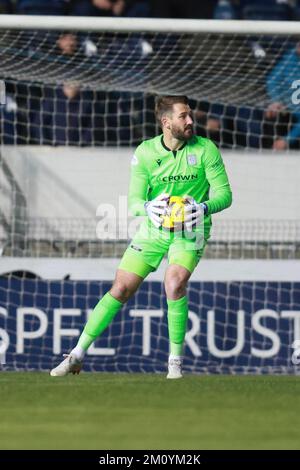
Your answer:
[265,102,286,120]
[273,138,288,151]
[144,193,169,228]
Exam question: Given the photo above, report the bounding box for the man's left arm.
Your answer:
[202,140,232,215]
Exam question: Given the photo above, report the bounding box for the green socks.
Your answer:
[77,292,123,351]
[74,292,188,358]
[167,296,188,356]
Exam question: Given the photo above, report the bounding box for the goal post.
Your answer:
[0,17,300,373]
[0,15,299,33]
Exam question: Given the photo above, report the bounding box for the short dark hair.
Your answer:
[155,95,189,123]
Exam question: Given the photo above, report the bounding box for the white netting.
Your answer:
[0,19,297,106]
[1,274,300,374]
[1,217,300,259]
[1,18,300,373]
[0,18,299,149]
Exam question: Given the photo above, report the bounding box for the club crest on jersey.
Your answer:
[187,154,197,166]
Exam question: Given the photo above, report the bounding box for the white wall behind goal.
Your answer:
[3,146,300,220]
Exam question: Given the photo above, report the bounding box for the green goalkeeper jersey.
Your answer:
[128,134,232,231]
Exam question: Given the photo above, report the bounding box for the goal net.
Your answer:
[0,17,300,373]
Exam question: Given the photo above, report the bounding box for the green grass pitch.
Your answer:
[0,372,300,450]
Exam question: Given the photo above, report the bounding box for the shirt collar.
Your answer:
[161,135,187,152]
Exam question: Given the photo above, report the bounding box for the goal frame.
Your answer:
[0,15,298,35]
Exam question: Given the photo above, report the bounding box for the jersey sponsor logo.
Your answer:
[131,154,138,166]
[187,154,197,166]
[159,174,198,183]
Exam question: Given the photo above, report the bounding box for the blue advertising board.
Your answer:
[1,279,300,373]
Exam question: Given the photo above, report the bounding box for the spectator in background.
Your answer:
[151,0,218,19]
[238,0,294,60]
[266,42,300,150]
[69,0,152,56]
[57,33,78,55]
[32,83,95,146]
[8,1,79,56]
[213,0,237,19]
[70,0,150,17]
[69,0,97,15]
[70,1,152,146]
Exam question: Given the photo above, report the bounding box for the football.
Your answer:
[161,195,186,231]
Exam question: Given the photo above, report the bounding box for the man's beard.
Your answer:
[171,124,194,141]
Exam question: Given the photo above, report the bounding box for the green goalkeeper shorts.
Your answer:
[119,219,210,278]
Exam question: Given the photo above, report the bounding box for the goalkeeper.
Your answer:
[50,95,232,379]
